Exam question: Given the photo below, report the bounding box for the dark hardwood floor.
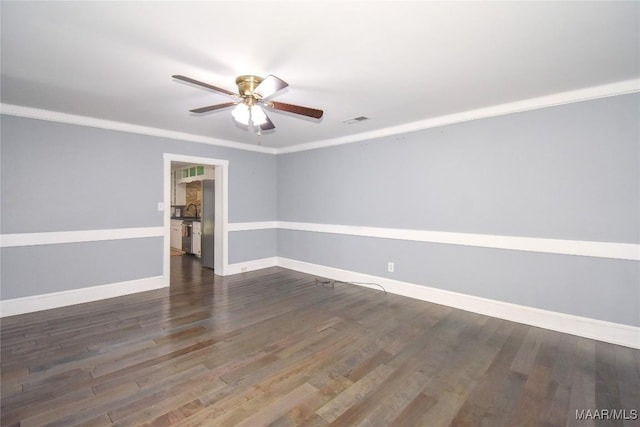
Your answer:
[1,255,639,426]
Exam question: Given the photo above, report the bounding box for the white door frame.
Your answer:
[163,153,229,281]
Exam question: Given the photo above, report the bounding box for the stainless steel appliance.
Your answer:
[181,221,192,254]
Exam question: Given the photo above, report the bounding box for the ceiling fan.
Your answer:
[172,74,323,131]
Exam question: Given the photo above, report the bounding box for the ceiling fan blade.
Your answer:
[254,75,288,99]
[260,113,275,130]
[189,102,238,114]
[267,101,324,119]
[172,75,237,97]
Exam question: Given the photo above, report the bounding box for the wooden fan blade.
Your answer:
[190,102,237,114]
[260,113,275,130]
[173,75,237,97]
[254,75,288,99]
[268,101,323,119]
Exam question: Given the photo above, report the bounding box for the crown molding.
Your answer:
[276,79,640,154]
[2,79,638,156]
[0,104,277,155]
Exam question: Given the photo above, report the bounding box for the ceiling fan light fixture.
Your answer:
[232,103,250,124]
[250,105,268,126]
[232,103,268,126]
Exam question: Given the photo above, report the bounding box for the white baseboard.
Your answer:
[0,276,167,317]
[225,257,279,275]
[277,257,640,349]
[3,258,637,349]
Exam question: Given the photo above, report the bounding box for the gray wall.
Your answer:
[229,229,277,264]
[1,115,277,299]
[277,93,640,326]
[1,238,163,299]
[3,94,638,327]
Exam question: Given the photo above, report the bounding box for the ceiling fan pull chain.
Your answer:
[255,116,263,142]
[249,107,262,141]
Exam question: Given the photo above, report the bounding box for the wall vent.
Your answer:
[342,116,370,124]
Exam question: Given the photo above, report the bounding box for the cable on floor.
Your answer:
[315,278,387,295]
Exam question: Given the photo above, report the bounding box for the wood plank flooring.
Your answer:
[2,255,639,426]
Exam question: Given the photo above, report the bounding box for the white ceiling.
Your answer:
[1,1,638,150]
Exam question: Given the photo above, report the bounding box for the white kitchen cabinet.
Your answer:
[172,171,186,205]
[176,165,214,184]
[170,220,182,250]
[192,221,201,258]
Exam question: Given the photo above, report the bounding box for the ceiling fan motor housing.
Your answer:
[236,75,264,104]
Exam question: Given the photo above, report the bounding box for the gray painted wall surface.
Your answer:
[1,115,277,299]
[1,237,162,299]
[228,229,277,264]
[278,230,639,326]
[2,94,638,327]
[1,115,277,233]
[277,94,640,326]
[278,94,639,244]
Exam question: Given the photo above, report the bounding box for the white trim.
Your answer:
[228,221,279,232]
[277,257,640,349]
[225,256,279,275]
[277,79,640,154]
[0,227,163,248]
[0,276,167,317]
[0,104,277,155]
[216,162,230,273]
[277,222,640,261]
[3,80,638,156]
[2,221,636,261]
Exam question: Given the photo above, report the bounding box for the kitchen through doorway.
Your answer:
[164,154,228,283]
[170,162,215,268]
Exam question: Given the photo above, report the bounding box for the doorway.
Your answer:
[163,154,229,283]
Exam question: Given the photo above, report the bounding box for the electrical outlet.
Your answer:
[157,202,164,211]
[387,262,394,273]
